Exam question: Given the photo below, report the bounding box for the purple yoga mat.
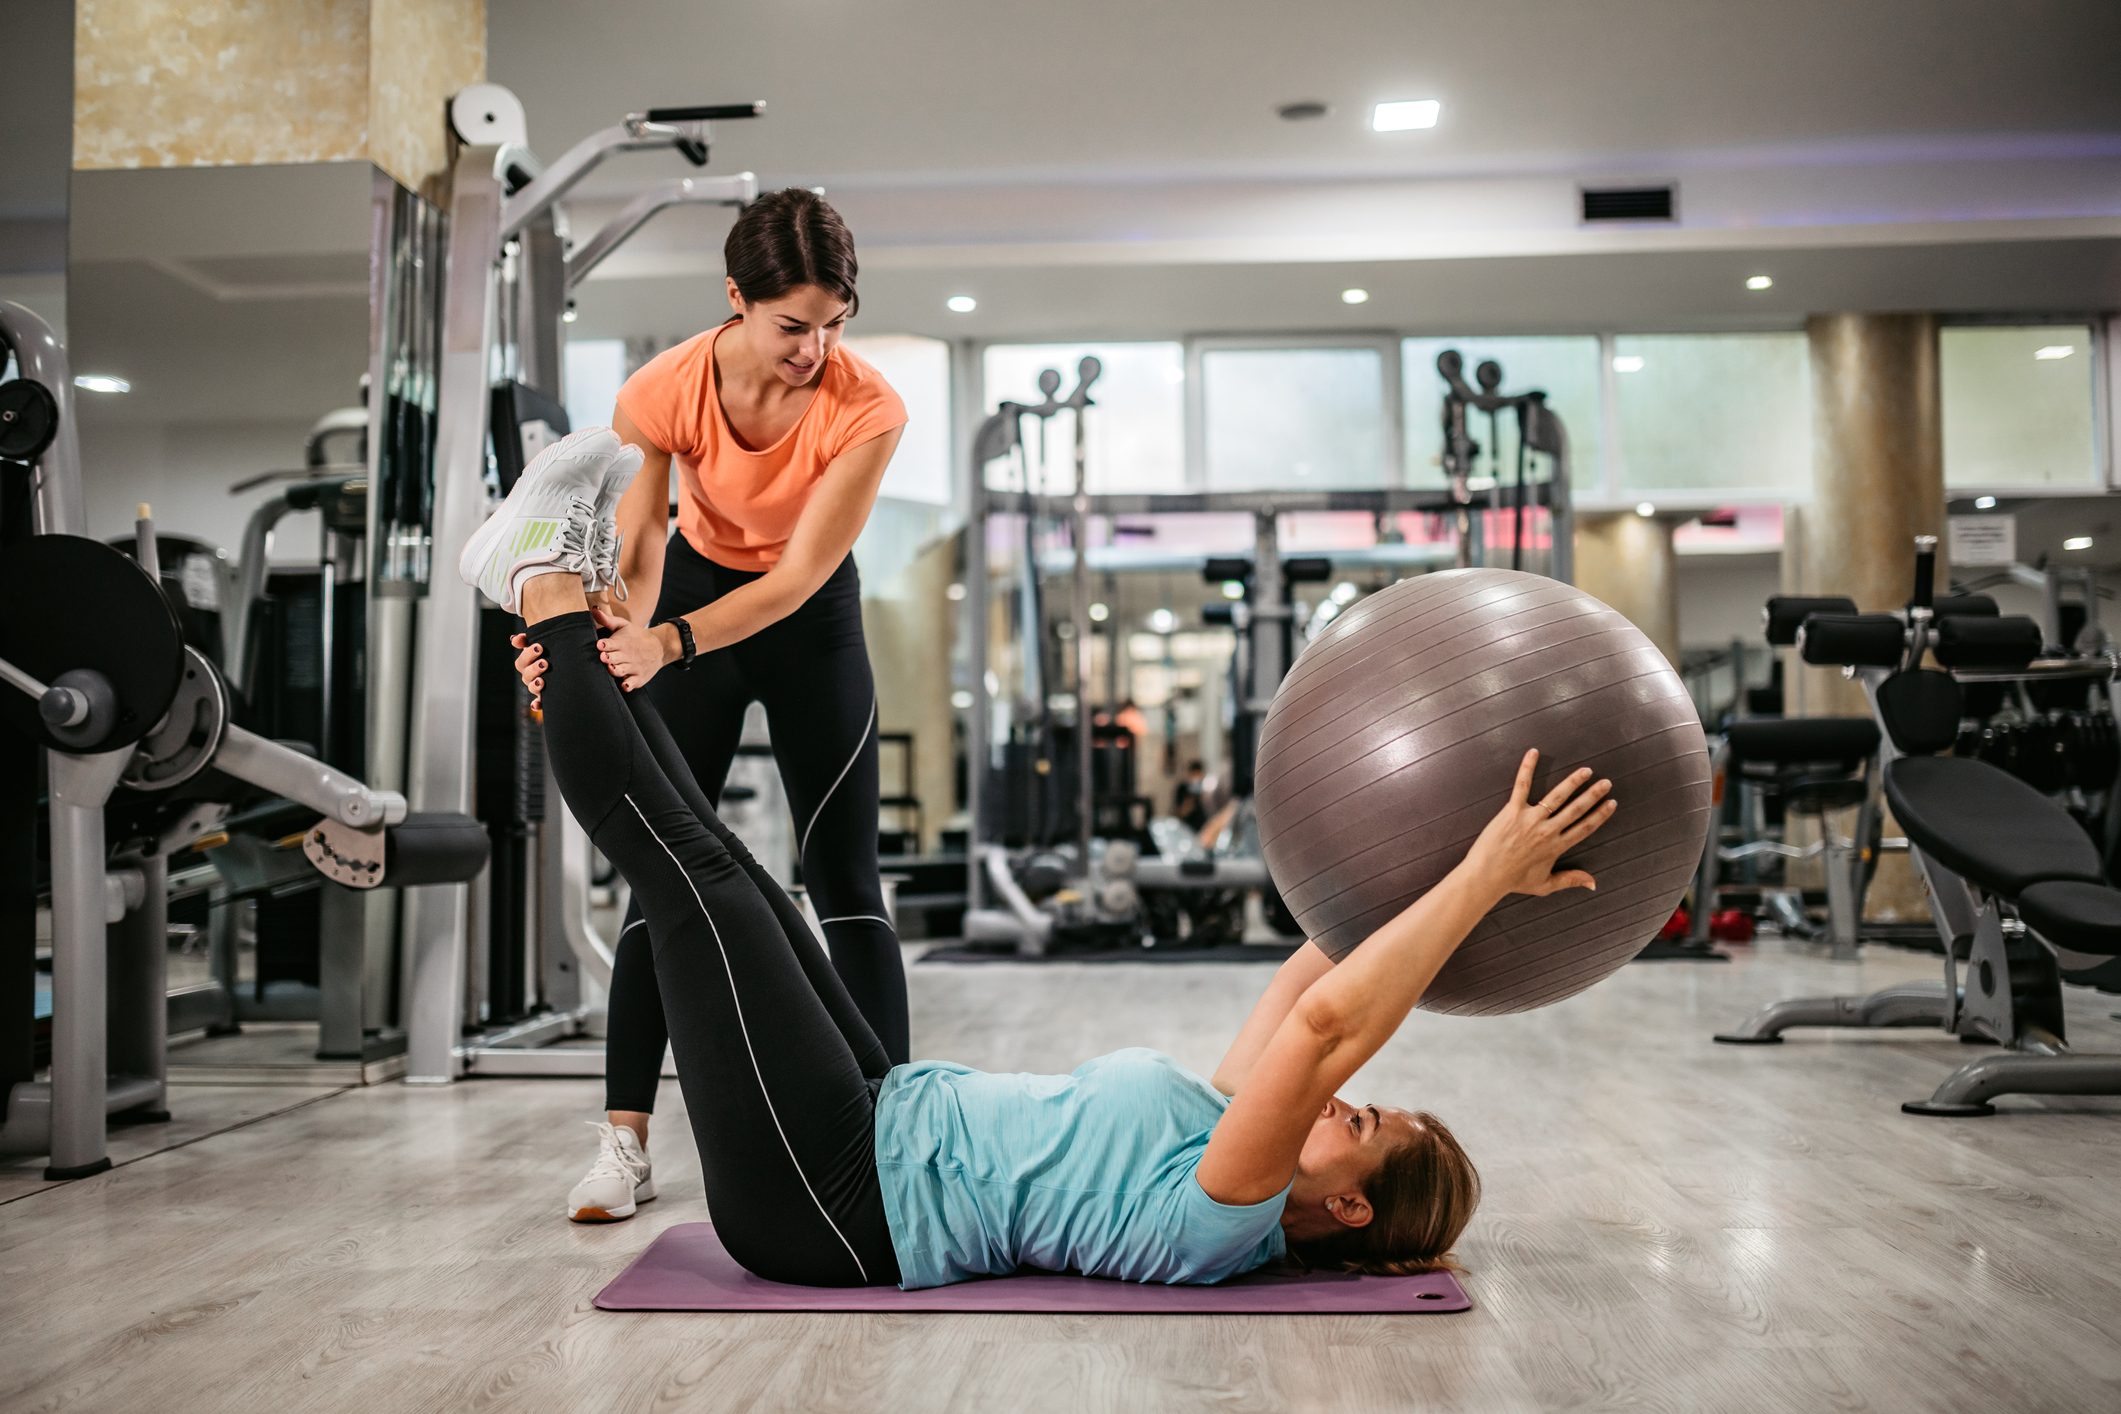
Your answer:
[594,1223,1470,1314]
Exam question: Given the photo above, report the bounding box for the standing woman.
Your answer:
[513,190,909,1221]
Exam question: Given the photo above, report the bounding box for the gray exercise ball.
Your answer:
[1255,570,1712,1015]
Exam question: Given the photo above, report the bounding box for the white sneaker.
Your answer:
[584,438,643,602]
[458,427,620,613]
[567,1121,656,1223]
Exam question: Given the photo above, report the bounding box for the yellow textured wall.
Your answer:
[76,0,370,169]
[75,0,483,191]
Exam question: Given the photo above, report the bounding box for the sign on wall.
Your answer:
[1947,514,2017,567]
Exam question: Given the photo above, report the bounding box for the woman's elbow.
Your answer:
[1291,991,1351,1047]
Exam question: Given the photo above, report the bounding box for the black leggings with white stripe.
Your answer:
[605,537,908,1117]
[531,607,899,1287]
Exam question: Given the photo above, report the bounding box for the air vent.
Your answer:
[1581,185,1675,223]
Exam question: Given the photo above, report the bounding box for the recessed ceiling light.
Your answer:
[1220,580,1245,600]
[946,295,977,314]
[946,582,967,601]
[74,374,130,393]
[1088,602,1110,622]
[562,304,579,324]
[1745,275,1773,291]
[1341,288,1370,305]
[1636,501,1656,518]
[1974,495,1997,510]
[2034,345,2073,360]
[949,690,974,710]
[1611,355,1646,373]
[1276,101,1330,122]
[1372,99,1441,132]
[2064,536,2094,551]
[1148,608,1178,633]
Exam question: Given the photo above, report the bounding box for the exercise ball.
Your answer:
[1255,570,1711,1015]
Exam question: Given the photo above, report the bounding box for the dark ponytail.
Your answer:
[723,188,860,316]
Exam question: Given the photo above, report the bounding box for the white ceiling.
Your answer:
[487,0,2121,191]
[25,0,2121,435]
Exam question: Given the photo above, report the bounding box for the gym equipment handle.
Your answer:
[646,103,765,122]
[1911,535,1937,611]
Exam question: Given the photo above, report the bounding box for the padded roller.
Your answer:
[1763,595,1857,646]
[305,811,490,888]
[1928,593,1999,620]
[1253,570,1712,1016]
[385,812,492,885]
[1932,615,2042,669]
[1798,613,1907,668]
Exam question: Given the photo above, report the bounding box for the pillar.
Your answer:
[1790,312,1944,921]
[1574,512,1680,666]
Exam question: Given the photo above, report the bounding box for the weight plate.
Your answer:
[0,536,185,753]
[121,646,229,790]
[0,379,59,462]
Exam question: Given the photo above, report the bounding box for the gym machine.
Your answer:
[0,302,488,1178]
[1716,537,2121,1114]
[385,86,759,1081]
[958,349,1575,953]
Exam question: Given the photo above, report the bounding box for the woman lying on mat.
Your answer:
[462,432,1617,1290]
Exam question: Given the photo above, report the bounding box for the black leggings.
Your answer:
[605,535,909,1115]
[531,608,899,1287]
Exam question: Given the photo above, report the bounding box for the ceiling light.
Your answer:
[1220,580,1245,600]
[1372,99,1441,132]
[1636,502,1656,518]
[950,689,974,710]
[1745,275,1773,291]
[562,303,579,324]
[1611,355,1645,374]
[1341,288,1370,305]
[1974,495,1997,510]
[1148,608,1178,634]
[945,582,967,601]
[74,374,129,393]
[1088,601,1110,622]
[2064,536,2094,551]
[946,295,977,314]
[2034,345,2073,360]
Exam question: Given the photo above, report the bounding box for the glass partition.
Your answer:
[1942,324,2099,490]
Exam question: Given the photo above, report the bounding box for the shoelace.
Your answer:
[580,1121,646,1184]
[591,520,629,602]
[554,497,597,566]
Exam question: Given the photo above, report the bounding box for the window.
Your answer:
[562,338,627,433]
[1942,324,2098,490]
[982,342,1185,493]
[1400,337,1602,490]
[843,334,952,505]
[1200,345,1389,490]
[1612,333,1810,495]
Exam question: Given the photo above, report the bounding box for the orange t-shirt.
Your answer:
[615,323,908,571]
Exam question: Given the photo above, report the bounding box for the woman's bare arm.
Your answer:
[1209,942,1334,1095]
[608,406,673,624]
[1195,753,1614,1205]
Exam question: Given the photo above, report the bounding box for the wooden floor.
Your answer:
[4,938,2119,1413]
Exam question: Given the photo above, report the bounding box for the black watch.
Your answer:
[671,617,698,670]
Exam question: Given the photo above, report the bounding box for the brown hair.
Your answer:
[724,188,860,316]
[1288,1111,1480,1276]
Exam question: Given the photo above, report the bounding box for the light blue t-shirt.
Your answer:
[873,1047,1290,1290]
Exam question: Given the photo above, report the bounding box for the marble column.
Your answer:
[1575,511,1680,666]
[1788,312,1944,920]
